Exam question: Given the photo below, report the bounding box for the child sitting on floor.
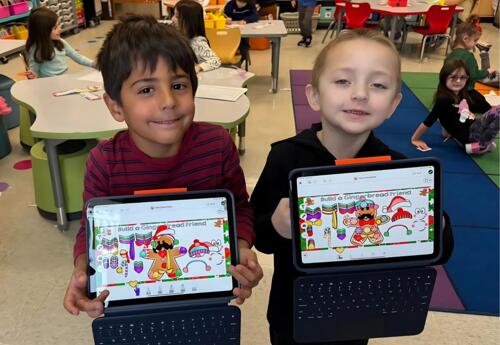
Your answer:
[411,59,498,154]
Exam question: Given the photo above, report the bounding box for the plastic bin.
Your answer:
[249,37,270,50]
[0,6,9,18]
[12,24,28,40]
[9,1,29,15]
[280,12,320,34]
[205,19,215,29]
[319,6,335,23]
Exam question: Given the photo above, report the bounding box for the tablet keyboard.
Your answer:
[294,267,436,321]
[93,307,240,345]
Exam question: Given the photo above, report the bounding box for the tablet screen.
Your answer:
[86,191,237,305]
[291,159,441,271]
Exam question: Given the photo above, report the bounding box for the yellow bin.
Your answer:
[214,17,226,29]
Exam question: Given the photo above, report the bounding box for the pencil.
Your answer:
[18,53,28,71]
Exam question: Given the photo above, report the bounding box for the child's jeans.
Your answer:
[298,3,315,38]
[469,106,500,148]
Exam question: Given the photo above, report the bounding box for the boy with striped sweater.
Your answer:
[63,16,263,317]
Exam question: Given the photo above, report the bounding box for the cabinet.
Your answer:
[471,0,495,18]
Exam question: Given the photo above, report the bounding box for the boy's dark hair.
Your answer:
[452,15,482,48]
[175,0,206,40]
[96,15,198,105]
[434,59,471,104]
[26,7,64,63]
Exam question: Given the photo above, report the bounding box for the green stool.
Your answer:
[20,105,37,150]
[30,139,98,220]
[0,117,11,159]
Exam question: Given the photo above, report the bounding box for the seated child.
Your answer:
[445,16,498,93]
[173,0,221,73]
[224,0,259,66]
[26,7,94,79]
[63,15,263,317]
[250,29,455,345]
[411,59,498,154]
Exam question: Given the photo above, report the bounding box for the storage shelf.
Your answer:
[0,11,31,25]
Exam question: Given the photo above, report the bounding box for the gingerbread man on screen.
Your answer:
[343,197,389,245]
[145,225,187,279]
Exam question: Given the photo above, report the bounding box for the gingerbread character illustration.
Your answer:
[145,225,187,280]
[343,197,389,245]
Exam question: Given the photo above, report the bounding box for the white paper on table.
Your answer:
[484,91,500,107]
[77,71,104,83]
[195,84,247,101]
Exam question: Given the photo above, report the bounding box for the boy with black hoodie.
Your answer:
[250,29,454,345]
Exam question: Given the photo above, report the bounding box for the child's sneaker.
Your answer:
[465,142,481,154]
[466,141,496,154]
[476,41,492,52]
[297,36,306,46]
[478,142,497,154]
[304,36,312,48]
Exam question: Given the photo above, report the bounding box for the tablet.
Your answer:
[86,190,239,306]
[289,158,442,273]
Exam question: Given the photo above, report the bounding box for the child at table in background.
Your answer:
[25,7,94,79]
[411,59,498,154]
[445,16,498,93]
[250,29,455,345]
[224,0,259,66]
[62,15,263,317]
[173,0,221,73]
[291,0,317,47]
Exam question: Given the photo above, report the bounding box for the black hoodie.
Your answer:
[250,123,454,333]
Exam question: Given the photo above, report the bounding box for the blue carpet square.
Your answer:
[445,226,499,315]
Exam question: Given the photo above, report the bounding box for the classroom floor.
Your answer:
[0,20,498,345]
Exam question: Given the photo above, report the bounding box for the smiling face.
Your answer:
[103,58,195,158]
[445,67,469,95]
[306,38,402,139]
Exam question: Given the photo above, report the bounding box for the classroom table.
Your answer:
[10,73,250,230]
[0,39,26,63]
[335,0,463,42]
[237,20,287,93]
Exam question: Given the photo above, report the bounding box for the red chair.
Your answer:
[410,5,456,62]
[344,2,373,29]
[321,2,345,43]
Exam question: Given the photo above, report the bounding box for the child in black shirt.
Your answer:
[251,29,455,345]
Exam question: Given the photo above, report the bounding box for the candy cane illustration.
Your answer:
[322,204,338,229]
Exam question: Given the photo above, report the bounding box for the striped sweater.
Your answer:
[73,122,254,259]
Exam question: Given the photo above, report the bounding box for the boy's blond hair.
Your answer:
[311,29,401,94]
